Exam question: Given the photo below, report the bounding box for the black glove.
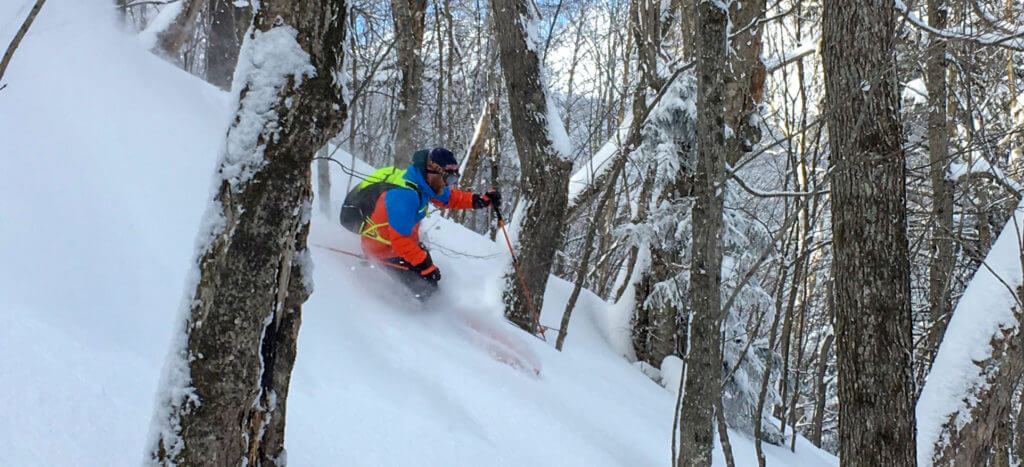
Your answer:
[472,190,502,209]
[421,268,441,285]
[410,253,441,284]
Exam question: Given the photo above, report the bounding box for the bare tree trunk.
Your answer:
[926,0,954,365]
[0,0,47,90]
[205,0,251,90]
[723,0,766,161]
[486,46,503,241]
[148,0,347,464]
[317,145,331,217]
[822,0,916,464]
[1014,384,1024,465]
[676,1,728,465]
[490,0,573,334]
[452,101,493,223]
[754,260,789,467]
[156,0,207,59]
[810,333,834,447]
[715,398,736,467]
[557,139,628,350]
[678,0,695,61]
[391,0,428,162]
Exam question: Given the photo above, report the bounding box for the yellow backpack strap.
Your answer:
[354,166,423,244]
[359,218,392,245]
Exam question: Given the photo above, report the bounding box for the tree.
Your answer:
[391,0,428,162]
[147,0,347,464]
[489,0,574,334]
[919,198,1024,465]
[155,0,207,60]
[925,0,953,364]
[676,0,729,464]
[822,0,917,464]
[206,0,251,90]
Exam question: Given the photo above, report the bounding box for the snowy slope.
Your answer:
[0,1,837,465]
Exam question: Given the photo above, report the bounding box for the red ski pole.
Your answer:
[492,204,546,339]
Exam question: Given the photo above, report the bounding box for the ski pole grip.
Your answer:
[491,203,504,223]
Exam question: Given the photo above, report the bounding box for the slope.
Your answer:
[0,1,837,465]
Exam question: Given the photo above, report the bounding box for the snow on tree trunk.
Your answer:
[822,0,917,464]
[676,1,728,465]
[489,0,573,334]
[917,200,1024,465]
[147,0,348,464]
[391,0,428,163]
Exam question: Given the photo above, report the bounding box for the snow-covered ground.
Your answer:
[0,1,838,465]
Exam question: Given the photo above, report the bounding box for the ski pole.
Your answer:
[312,244,411,271]
[492,203,546,339]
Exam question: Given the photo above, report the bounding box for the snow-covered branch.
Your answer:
[763,35,819,73]
[895,0,1024,51]
[727,166,828,199]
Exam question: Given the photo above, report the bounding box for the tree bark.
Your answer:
[490,0,573,334]
[723,0,767,161]
[0,0,47,89]
[317,145,331,217]
[926,0,954,366]
[822,0,916,464]
[391,0,428,162]
[676,1,728,465]
[149,0,347,464]
[933,324,1024,465]
[810,333,834,448]
[206,0,251,90]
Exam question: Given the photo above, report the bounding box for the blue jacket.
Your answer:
[384,164,456,236]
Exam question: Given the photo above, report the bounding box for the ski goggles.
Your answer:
[427,162,461,186]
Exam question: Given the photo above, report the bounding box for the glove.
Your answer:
[409,253,441,284]
[472,190,502,209]
[421,268,441,285]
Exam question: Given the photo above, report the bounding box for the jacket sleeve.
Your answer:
[432,188,474,210]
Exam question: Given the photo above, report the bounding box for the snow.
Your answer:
[137,0,182,49]
[545,92,574,161]
[902,78,928,105]
[567,115,633,207]
[0,2,836,466]
[916,200,1024,465]
[222,25,315,187]
[948,155,1024,193]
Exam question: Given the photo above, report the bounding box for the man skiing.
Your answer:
[341,147,501,299]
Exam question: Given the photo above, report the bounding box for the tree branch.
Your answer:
[895,0,1024,51]
[0,0,48,88]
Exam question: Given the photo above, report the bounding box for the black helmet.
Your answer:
[414,147,460,185]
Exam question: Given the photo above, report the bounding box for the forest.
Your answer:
[2,0,1023,465]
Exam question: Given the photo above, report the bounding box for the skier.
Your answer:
[340,147,501,299]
